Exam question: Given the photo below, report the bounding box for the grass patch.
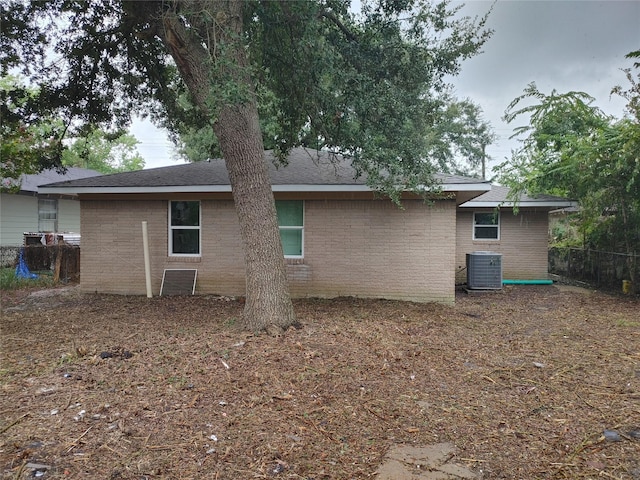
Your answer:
[0,268,55,290]
[616,319,640,327]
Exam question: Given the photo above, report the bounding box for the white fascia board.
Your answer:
[39,184,371,194]
[275,183,489,192]
[460,200,578,208]
[272,184,371,192]
[40,182,490,195]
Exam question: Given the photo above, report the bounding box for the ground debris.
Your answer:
[1,285,639,479]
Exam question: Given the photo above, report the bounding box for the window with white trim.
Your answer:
[169,201,201,255]
[38,198,58,232]
[276,200,304,257]
[473,211,500,240]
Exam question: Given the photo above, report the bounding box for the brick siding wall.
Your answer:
[295,199,456,303]
[455,209,550,283]
[81,198,457,303]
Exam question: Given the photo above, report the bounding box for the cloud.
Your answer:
[450,0,640,172]
[130,117,186,170]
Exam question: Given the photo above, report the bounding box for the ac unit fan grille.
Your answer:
[466,252,502,290]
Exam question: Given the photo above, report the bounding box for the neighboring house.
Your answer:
[39,148,575,303]
[0,167,102,246]
[456,185,576,283]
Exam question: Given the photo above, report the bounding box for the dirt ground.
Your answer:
[1,284,639,479]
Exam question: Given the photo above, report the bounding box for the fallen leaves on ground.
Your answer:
[1,285,639,479]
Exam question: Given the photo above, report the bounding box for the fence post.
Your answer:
[53,243,62,282]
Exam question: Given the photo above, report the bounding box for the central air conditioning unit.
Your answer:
[466,251,502,290]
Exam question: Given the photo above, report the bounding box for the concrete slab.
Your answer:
[387,444,456,468]
[554,284,594,294]
[376,443,479,480]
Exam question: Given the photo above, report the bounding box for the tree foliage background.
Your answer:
[496,51,640,257]
[61,128,145,174]
[0,75,65,189]
[1,0,493,193]
[1,73,144,191]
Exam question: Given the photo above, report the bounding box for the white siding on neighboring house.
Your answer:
[0,194,38,246]
[57,199,82,234]
[1,167,101,247]
[0,194,82,247]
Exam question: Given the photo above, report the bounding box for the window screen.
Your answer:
[276,200,303,257]
[473,212,499,240]
[169,201,201,255]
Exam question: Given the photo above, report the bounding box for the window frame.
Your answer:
[276,200,304,259]
[168,200,201,257]
[38,198,58,232]
[473,211,500,241]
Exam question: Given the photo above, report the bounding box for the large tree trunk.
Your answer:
[154,0,297,332]
[214,102,297,332]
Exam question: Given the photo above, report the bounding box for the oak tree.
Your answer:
[2,0,491,331]
[0,75,65,190]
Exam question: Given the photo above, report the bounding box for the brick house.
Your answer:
[39,148,574,303]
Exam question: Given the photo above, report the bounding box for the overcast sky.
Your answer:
[134,0,640,172]
[449,0,639,176]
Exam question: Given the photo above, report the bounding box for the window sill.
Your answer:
[168,256,202,263]
[285,258,305,265]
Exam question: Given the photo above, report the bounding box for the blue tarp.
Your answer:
[15,248,38,279]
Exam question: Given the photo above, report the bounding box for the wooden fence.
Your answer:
[0,244,81,283]
[549,247,638,294]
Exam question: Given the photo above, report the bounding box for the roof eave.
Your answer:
[440,183,491,192]
[39,181,492,195]
[459,200,578,208]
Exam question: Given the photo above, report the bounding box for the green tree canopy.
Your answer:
[497,82,609,197]
[496,56,640,261]
[0,75,66,190]
[62,128,145,174]
[1,74,145,190]
[424,92,495,178]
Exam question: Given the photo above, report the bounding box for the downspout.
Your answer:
[142,221,153,298]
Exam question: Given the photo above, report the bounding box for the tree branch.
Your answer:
[317,9,356,42]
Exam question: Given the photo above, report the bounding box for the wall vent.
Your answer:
[161,269,197,296]
[466,252,502,290]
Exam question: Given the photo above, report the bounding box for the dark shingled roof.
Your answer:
[40,148,487,190]
[16,167,102,193]
[460,184,576,207]
[475,185,570,203]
